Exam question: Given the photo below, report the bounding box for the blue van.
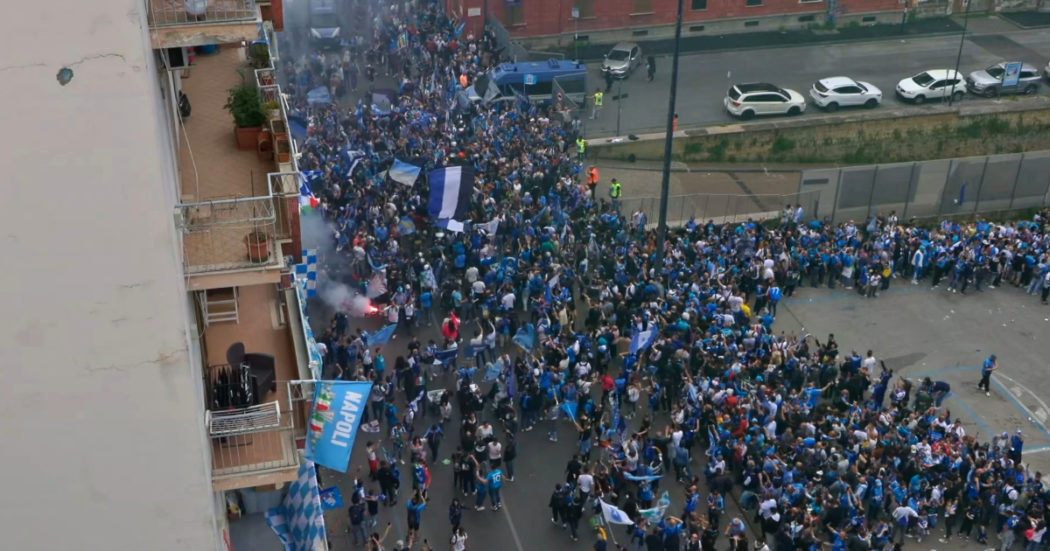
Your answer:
[467,59,587,105]
[309,0,342,48]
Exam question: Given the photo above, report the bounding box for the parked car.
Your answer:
[966,61,1041,97]
[601,42,642,79]
[1045,60,1050,82]
[809,76,882,111]
[724,83,806,120]
[895,69,965,104]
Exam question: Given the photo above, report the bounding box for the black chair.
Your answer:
[244,353,277,402]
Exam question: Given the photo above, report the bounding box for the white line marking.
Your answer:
[996,371,1050,439]
[1023,447,1050,456]
[500,497,527,551]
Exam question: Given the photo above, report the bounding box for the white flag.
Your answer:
[599,499,635,525]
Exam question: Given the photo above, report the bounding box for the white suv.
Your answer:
[896,69,965,104]
[724,83,806,120]
[809,76,882,111]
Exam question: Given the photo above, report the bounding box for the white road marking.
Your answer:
[500,498,527,551]
[995,371,1050,439]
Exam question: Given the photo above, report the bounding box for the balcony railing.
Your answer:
[207,401,299,478]
[177,193,279,274]
[149,0,258,27]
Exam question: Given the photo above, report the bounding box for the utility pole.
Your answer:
[615,78,624,136]
[654,0,685,273]
[949,0,970,107]
[572,8,579,60]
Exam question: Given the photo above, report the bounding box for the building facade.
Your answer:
[0,1,317,550]
[451,0,905,48]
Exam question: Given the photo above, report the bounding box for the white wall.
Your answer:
[0,1,219,550]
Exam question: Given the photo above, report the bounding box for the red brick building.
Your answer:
[449,0,905,48]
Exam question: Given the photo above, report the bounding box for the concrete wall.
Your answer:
[0,1,219,550]
[591,103,1050,165]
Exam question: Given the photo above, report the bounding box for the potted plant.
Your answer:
[274,135,292,163]
[265,100,281,120]
[225,82,267,150]
[245,231,270,262]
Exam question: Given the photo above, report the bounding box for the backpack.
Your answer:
[178,91,191,118]
[349,503,365,524]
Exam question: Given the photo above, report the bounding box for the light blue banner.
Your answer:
[305,381,373,472]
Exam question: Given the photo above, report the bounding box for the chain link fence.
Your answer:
[799,151,1050,224]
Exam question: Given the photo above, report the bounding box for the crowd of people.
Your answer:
[280,2,1050,551]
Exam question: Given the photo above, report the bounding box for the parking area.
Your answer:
[774,280,1050,471]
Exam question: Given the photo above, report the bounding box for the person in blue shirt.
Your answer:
[405,490,426,545]
[482,466,504,510]
[979,354,997,396]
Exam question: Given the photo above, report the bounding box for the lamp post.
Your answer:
[572,8,579,60]
[615,78,624,136]
[949,0,970,107]
[654,0,684,273]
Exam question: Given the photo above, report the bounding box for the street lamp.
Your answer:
[572,8,580,60]
[654,0,684,272]
[949,0,971,107]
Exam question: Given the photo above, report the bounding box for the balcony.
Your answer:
[148,0,262,49]
[200,283,306,490]
[208,402,299,491]
[175,45,300,290]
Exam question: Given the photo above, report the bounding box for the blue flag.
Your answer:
[319,487,344,510]
[561,402,577,421]
[513,323,536,352]
[484,363,502,381]
[624,473,664,482]
[630,327,658,355]
[305,381,373,472]
[368,324,397,348]
[435,347,460,364]
[428,165,474,220]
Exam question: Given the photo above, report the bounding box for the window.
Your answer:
[691,0,707,9]
[746,0,762,6]
[835,86,862,94]
[632,29,649,36]
[505,3,525,25]
[862,15,877,22]
[633,0,653,13]
[797,14,815,22]
[689,24,705,31]
[1021,70,1038,79]
[573,0,594,18]
[744,19,760,26]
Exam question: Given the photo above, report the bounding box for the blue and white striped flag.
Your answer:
[265,460,327,551]
[427,165,473,220]
[388,159,422,186]
[630,327,658,355]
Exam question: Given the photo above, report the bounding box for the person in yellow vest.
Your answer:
[586,166,600,200]
[609,178,622,213]
[589,88,604,120]
[576,137,587,161]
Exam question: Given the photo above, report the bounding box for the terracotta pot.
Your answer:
[275,135,291,163]
[245,232,270,262]
[235,126,262,150]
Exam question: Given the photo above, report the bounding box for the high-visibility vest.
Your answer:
[610,182,622,198]
[587,168,599,185]
[594,92,604,106]
[576,138,586,153]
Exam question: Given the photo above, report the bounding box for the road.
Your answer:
[581,27,1050,137]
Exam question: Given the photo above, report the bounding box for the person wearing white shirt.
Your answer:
[501,291,515,310]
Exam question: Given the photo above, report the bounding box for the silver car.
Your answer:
[601,42,642,79]
[966,61,1041,97]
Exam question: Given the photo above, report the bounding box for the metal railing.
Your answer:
[177,190,279,274]
[799,151,1050,224]
[148,0,258,27]
[620,189,823,228]
[208,403,299,477]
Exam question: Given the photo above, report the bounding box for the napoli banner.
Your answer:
[305,381,373,472]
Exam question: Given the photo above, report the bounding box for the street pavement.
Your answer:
[580,26,1050,138]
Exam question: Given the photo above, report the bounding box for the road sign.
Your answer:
[524,73,537,86]
[1002,61,1023,88]
[572,7,580,18]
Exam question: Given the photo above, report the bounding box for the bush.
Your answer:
[225,83,267,128]
[683,142,704,156]
[770,135,796,154]
[707,139,729,162]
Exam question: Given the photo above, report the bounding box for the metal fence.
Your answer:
[148,0,257,27]
[799,151,1050,224]
[621,189,824,228]
[486,14,529,62]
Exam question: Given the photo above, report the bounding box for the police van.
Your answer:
[465,59,587,106]
[308,0,342,48]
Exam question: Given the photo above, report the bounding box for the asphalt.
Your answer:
[577,25,1050,138]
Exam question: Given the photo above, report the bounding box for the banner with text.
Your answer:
[305,381,373,472]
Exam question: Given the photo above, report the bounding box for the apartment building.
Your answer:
[453,0,903,47]
[1,1,319,550]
